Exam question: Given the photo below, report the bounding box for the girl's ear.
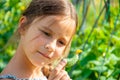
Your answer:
[18,16,28,35]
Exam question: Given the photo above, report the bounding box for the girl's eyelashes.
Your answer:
[39,28,51,36]
[58,40,66,46]
[42,31,51,36]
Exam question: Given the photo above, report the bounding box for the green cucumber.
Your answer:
[65,54,79,68]
[65,49,82,68]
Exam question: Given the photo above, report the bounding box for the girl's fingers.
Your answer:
[52,70,70,80]
[48,59,67,80]
[60,70,71,80]
[60,73,71,80]
[52,70,65,80]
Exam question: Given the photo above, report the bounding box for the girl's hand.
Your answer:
[48,59,71,80]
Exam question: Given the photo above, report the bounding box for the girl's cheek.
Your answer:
[56,48,65,57]
[35,34,46,44]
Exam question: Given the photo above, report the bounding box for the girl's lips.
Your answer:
[37,51,51,59]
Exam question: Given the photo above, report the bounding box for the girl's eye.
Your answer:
[43,31,51,36]
[58,40,66,46]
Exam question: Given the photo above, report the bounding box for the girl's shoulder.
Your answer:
[0,74,48,80]
[0,74,17,80]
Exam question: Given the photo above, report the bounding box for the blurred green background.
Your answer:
[0,0,120,80]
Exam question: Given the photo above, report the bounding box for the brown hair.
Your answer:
[21,0,77,27]
[20,0,78,77]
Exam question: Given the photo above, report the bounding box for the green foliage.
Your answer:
[0,0,120,80]
[0,0,24,72]
[67,0,120,80]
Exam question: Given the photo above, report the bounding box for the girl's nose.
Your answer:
[44,40,56,52]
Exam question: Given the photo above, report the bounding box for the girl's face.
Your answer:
[20,16,75,67]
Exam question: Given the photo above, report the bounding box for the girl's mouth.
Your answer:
[37,51,51,59]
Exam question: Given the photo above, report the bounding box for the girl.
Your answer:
[0,0,78,80]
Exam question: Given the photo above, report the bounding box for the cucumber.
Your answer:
[65,55,79,68]
[65,49,82,68]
